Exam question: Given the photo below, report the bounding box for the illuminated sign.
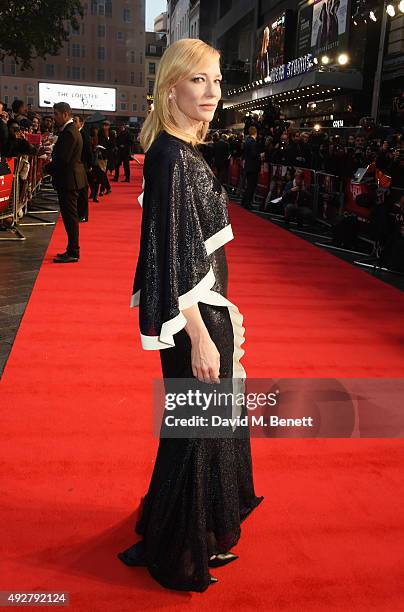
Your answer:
[270,53,314,83]
[38,82,116,111]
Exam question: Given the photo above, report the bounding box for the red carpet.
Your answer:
[1,161,404,611]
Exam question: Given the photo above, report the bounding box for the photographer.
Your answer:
[270,133,289,164]
[281,169,313,228]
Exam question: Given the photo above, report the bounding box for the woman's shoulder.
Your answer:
[146,130,192,166]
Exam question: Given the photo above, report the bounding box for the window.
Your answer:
[149,63,155,75]
[4,95,8,105]
[120,102,127,110]
[130,51,135,63]
[123,8,131,22]
[105,0,112,16]
[142,104,146,112]
[10,61,16,75]
[130,71,135,84]
[97,68,105,81]
[72,43,80,57]
[132,102,137,111]
[82,45,85,58]
[97,24,105,37]
[148,80,154,95]
[45,64,55,77]
[72,66,80,79]
[98,2,105,16]
[97,46,105,60]
[27,96,34,105]
[149,45,157,54]
[139,71,143,85]
[139,51,143,64]
[117,31,124,40]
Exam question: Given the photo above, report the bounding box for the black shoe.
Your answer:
[208,553,238,568]
[92,197,99,203]
[105,189,112,195]
[209,574,218,584]
[99,191,104,197]
[117,541,147,567]
[56,251,68,258]
[79,217,88,223]
[121,178,130,182]
[53,253,79,263]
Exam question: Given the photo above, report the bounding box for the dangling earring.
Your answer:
[168,93,172,100]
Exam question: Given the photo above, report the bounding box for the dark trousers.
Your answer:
[57,188,80,257]
[114,153,130,180]
[216,162,229,186]
[241,170,259,209]
[77,183,89,220]
[284,204,313,225]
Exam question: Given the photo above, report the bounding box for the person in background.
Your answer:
[113,124,132,182]
[5,119,36,156]
[241,125,265,210]
[108,128,118,175]
[46,102,87,263]
[97,121,113,195]
[0,100,9,155]
[213,132,230,187]
[73,115,93,222]
[11,99,28,123]
[281,169,313,228]
[29,116,41,134]
[41,115,55,135]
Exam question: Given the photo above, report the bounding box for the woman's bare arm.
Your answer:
[182,303,220,384]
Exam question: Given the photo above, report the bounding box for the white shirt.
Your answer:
[59,118,74,132]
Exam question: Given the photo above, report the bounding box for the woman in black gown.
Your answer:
[118,38,263,592]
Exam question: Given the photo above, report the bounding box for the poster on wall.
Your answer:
[297,0,350,58]
[297,4,314,57]
[310,0,349,55]
[254,13,286,81]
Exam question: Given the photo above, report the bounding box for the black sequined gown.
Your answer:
[130,131,263,592]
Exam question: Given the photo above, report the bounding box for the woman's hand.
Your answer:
[191,333,220,384]
[182,303,221,384]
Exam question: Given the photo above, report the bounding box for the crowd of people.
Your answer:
[201,114,403,188]
[0,98,137,209]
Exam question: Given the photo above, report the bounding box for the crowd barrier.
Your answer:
[220,157,402,230]
[0,155,51,240]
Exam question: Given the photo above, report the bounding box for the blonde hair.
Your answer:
[140,38,221,152]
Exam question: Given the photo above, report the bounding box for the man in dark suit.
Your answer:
[73,115,93,222]
[47,102,87,263]
[113,124,132,182]
[241,126,264,210]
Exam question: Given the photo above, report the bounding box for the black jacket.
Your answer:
[47,122,87,190]
[243,136,261,173]
[80,128,93,170]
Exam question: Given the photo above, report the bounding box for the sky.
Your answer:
[146,0,167,31]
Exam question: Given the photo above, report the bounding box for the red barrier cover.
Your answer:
[0,158,15,214]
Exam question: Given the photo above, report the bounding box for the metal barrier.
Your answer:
[0,154,55,241]
[220,155,403,270]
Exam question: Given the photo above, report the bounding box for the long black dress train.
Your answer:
[129,130,263,592]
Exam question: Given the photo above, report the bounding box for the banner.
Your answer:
[297,0,350,58]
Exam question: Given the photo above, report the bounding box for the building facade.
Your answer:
[0,0,147,123]
[145,31,167,112]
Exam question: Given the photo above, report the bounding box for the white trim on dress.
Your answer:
[132,191,246,425]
